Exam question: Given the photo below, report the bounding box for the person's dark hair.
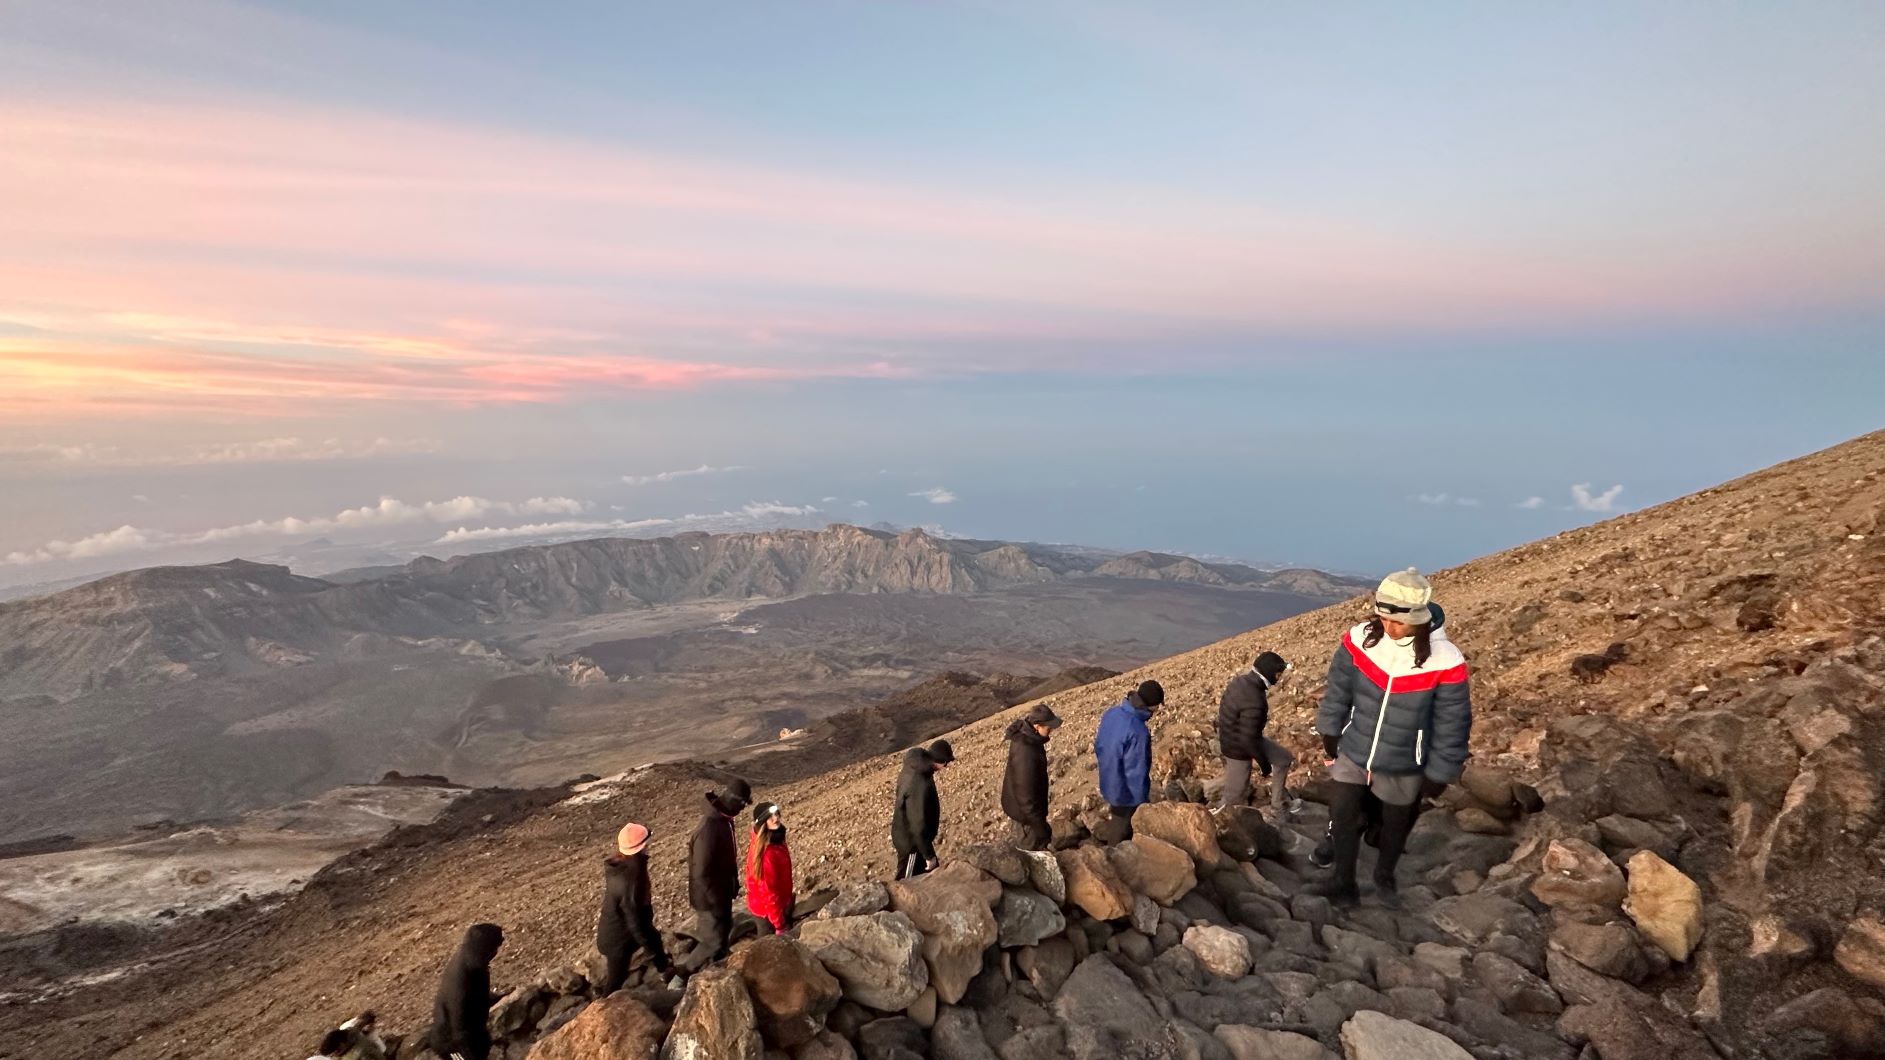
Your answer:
[1363,616,1431,668]
[318,1029,354,1056]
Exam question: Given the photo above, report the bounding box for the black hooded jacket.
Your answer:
[428,923,503,1059]
[688,793,741,911]
[1001,717,1049,823]
[597,852,668,965]
[890,747,941,861]
[1217,670,1273,768]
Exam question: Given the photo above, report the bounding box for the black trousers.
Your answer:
[1327,782,1419,889]
[679,901,732,972]
[893,841,931,880]
[1009,815,1052,851]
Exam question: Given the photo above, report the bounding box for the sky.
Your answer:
[1,0,1882,589]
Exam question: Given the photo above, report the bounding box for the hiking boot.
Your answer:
[1307,878,1361,907]
[1280,795,1305,817]
[1372,873,1401,909]
[1310,836,1334,869]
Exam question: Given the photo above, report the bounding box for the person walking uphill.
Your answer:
[679,779,751,972]
[745,802,794,934]
[1312,568,1472,907]
[891,739,953,879]
[1218,651,1303,818]
[426,923,504,1060]
[597,821,676,994]
[1096,680,1164,840]
[1002,703,1062,850]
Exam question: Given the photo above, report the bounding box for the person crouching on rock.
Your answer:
[1096,680,1164,840]
[307,1012,385,1060]
[1002,703,1062,850]
[679,778,751,972]
[426,922,504,1060]
[1218,651,1304,819]
[892,739,953,879]
[1311,568,1472,907]
[745,802,795,934]
[597,821,676,993]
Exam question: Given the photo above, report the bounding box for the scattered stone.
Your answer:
[1213,1024,1336,1060]
[1428,895,1542,952]
[1621,851,1703,962]
[1057,845,1136,921]
[1185,925,1254,979]
[1173,1019,1234,1060]
[491,984,550,1038]
[1451,997,1576,1060]
[1337,1010,1473,1059]
[798,911,930,1011]
[1375,956,1453,999]
[1593,816,1683,862]
[1109,835,1199,905]
[1449,869,1483,895]
[1133,802,1227,869]
[793,1031,858,1060]
[997,886,1066,948]
[1531,838,1626,910]
[660,965,763,1060]
[1747,914,1816,965]
[1386,987,1447,1022]
[889,864,1002,1004]
[1411,942,1470,980]
[728,935,843,1048]
[1133,893,1161,936]
[1289,894,1332,932]
[1320,925,1400,976]
[1835,916,1885,990]
[1470,950,1562,1015]
[818,883,891,920]
[527,993,665,1060]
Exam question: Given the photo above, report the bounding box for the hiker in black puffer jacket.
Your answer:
[1311,569,1472,907]
[426,922,504,1060]
[891,739,954,879]
[1001,703,1062,850]
[596,820,674,993]
[678,779,751,973]
[1217,651,1303,818]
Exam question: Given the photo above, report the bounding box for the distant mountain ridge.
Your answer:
[0,524,1366,701]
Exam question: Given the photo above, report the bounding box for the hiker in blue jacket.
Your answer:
[1095,680,1164,840]
[1310,569,1472,907]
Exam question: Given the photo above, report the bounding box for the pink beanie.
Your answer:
[616,822,650,856]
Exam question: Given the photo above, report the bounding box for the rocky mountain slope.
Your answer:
[0,525,1362,701]
[4,429,1881,1060]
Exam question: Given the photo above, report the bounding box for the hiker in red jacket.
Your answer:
[745,802,795,934]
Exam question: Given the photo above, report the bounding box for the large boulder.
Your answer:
[799,911,930,1011]
[1052,954,1182,1059]
[1763,986,1885,1056]
[1108,836,1198,905]
[1621,851,1703,962]
[1214,1025,1336,1060]
[1213,807,1284,862]
[1469,951,1561,1015]
[1057,845,1135,921]
[957,843,1032,886]
[1337,1011,1473,1059]
[931,1005,997,1060]
[857,1016,928,1060]
[1548,920,1650,983]
[1019,849,1067,903]
[1530,838,1626,910]
[659,965,762,1060]
[528,993,665,1060]
[997,887,1067,948]
[1133,803,1227,869]
[1183,925,1253,979]
[1016,937,1076,999]
[728,935,842,1048]
[888,863,1001,1004]
[818,883,891,920]
[1836,916,1885,990]
[794,1031,858,1060]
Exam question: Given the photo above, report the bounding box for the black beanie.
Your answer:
[927,739,956,765]
[1253,651,1289,683]
[1136,680,1165,707]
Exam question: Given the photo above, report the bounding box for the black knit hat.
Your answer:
[1024,703,1063,729]
[927,738,956,764]
[1252,651,1289,683]
[717,777,752,811]
[1136,680,1165,707]
[752,801,781,827]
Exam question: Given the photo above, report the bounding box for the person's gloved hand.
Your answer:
[1420,778,1449,800]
